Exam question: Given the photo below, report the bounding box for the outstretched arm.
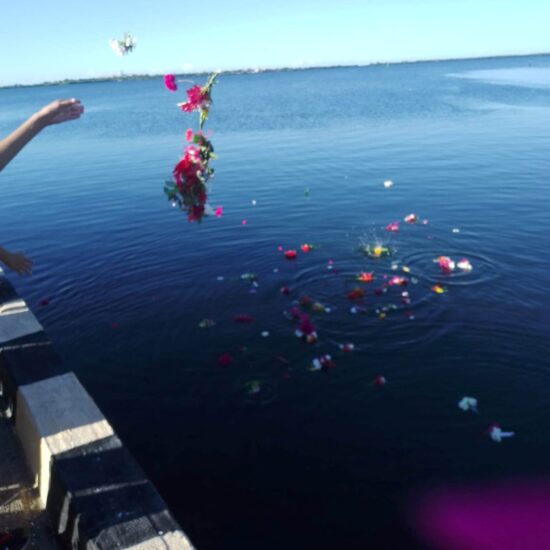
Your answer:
[0,246,33,276]
[0,98,84,173]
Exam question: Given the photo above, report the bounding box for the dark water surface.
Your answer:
[1,56,550,548]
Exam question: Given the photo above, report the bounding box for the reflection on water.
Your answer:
[448,67,550,88]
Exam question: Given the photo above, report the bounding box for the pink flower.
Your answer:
[284,250,297,260]
[214,206,223,218]
[404,213,418,224]
[185,128,194,142]
[385,221,399,232]
[233,314,255,323]
[438,256,455,274]
[374,375,387,386]
[164,74,178,92]
[178,84,210,112]
[218,353,233,367]
[297,313,316,336]
[339,343,355,353]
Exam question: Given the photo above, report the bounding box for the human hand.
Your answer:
[35,98,84,128]
[0,249,33,276]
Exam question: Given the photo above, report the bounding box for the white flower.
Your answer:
[458,396,478,413]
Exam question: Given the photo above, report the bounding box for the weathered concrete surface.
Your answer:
[16,372,115,504]
[0,417,59,549]
[0,299,44,344]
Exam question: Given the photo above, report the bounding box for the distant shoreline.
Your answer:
[2,52,549,90]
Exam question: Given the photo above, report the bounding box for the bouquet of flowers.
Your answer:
[163,73,219,222]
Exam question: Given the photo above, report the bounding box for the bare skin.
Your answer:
[0,247,33,276]
[0,99,84,275]
[0,98,84,172]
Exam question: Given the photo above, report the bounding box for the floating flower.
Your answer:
[457,258,473,271]
[311,354,335,372]
[245,380,261,394]
[438,256,456,273]
[401,291,411,304]
[404,213,418,224]
[288,306,302,320]
[240,272,258,282]
[347,287,365,300]
[199,318,216,328]
[452,228,460,234]
[432,284,447,294]
[383,180,394,188]
[363,244,390,258]
[280,286,290,295]
[312,302,331,314]
[385,221,399,232]
[388,276,408,286]
[241,219,247,225]
[294,313,318,343]
[402,266,411,273]
[218,353,233,367]
[214,206,223,218]
[374,375,387,386]
[233,314,255,323]
[185,128,194,142]
[487,423,515,443]
[261,331,270,337]
[300,243,315,253]
[339,343,355,353]
[458,396,478,413]
[284,250,297,260]
[164,74,178,92]
[357,272,374,283]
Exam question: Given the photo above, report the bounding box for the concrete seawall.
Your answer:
[0,268,194,549]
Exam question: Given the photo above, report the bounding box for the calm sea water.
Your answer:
[1,55,550,548]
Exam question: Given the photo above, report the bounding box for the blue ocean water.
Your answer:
[1,55,550,548]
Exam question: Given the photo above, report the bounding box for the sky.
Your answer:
[1,0,550,86]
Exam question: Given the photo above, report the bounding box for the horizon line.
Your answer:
[1,51,549,90]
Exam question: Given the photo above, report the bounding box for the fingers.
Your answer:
[12,253,33,276]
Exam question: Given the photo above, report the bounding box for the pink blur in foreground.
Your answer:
[412,480,550,550]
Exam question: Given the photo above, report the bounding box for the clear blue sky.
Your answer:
[1,0,549,85]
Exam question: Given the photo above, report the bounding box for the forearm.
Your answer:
[0,113,45,173]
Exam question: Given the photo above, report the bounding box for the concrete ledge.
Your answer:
[0,298,44,344]
[0,271,194,548]
[0,342,67,417]
[16,372,115,503]
[0,274,18,304]
[47,436,192,549]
